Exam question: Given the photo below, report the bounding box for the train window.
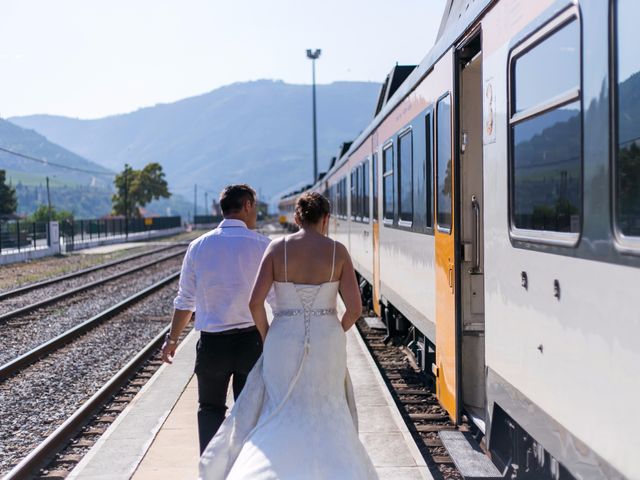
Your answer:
[383,144,394,222]
[425,112,433,228]
[436,94,452,231]
[616,0,640,238]
[333,185,337,216]
[351,169,357,220]
[341,178,344,218]
[342,177,348,218]
[398,130,413,224]
[357,166,362,220]
[372,154,378,222]
[357,166,363,220]
[340,177,347,218]
[363,161,370,222]
[513,20,579,115]
[510,18,581,237]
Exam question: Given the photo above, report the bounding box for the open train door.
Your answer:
[456,29,487,431]
[433,48,459,422]
[434,30,485,424]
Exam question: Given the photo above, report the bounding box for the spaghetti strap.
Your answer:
[329,240,337,282]
[283,236,288,283]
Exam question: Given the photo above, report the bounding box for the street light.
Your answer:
[123,164,130,240]
[306,48,321,184]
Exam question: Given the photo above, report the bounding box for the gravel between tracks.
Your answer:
[0,246,160,293]
[0,255,183,366]
[0,281,178,476]
[0,246,186,316]
[357,319,463,480]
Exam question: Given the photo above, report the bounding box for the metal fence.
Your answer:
[0,220,49,254]
[60,216,182,251]
[0,216,182,255]
[194,215,223,225]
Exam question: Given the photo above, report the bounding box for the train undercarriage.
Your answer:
[355,273,577,480]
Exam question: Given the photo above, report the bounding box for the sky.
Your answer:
[0,0,447,119]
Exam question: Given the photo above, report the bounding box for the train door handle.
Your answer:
[448,266,454,290]
[470,195,480,273]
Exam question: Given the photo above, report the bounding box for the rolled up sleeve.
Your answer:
[173,244,197,312]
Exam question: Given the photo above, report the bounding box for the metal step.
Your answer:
[439,431,503,479]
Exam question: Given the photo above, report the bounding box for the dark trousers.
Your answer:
[195,327,262,454]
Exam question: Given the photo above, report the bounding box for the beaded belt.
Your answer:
[273,308,337,319]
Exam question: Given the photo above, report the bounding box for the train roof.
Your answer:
[278,0,494,203]
[319,0,494,183]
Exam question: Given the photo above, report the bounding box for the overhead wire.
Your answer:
[0,146,115,177]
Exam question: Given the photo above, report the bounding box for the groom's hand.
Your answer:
[161,340,177,364]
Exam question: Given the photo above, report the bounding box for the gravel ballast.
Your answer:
[0,282,179,476]
[0,255,183,366]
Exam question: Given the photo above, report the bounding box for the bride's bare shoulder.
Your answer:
[333,240,350,260]
[264,237,285,255]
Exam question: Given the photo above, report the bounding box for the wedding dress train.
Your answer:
[199,241,378,480]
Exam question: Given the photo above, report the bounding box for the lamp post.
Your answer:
[46,176,52,222]
[123,164,129,240]
[306,48,321,184]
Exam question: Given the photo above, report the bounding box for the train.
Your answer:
[278,1,639,479]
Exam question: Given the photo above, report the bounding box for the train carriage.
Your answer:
[279,1,640,478]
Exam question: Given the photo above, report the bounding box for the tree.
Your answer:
[0,170,18,217]
[112,163,171,217]
[29,204,74,223]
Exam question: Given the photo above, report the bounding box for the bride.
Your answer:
[199,192,378,479]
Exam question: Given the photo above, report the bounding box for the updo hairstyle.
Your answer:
[294,192,331,226]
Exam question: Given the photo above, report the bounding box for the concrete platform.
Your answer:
[70,321,432,479]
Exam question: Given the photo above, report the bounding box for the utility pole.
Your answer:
[204,191,208,216]
[193,184,197,224]
[123,164,130,240]
[306,48,321,184]
[46,176,52,222]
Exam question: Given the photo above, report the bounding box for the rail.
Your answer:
[0,271,180,382]
[0,249,185,324]
[0,243,182,302]
[2,325,171,480]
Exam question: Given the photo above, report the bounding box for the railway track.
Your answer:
[356,318,467,480]
[0,246,187,321]
[34,321,190,480]
[0,274,182,478]
[0,250,185,367]
[0,271,180,382]
[0,243,183,302]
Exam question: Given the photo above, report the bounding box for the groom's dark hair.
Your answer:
[219,184,256,215]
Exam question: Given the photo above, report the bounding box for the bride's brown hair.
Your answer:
[294,192,330,226]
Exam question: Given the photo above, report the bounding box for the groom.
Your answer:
[161,184,271,454]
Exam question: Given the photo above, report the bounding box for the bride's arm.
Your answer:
[338,246,362,332]
[249,244,275,342]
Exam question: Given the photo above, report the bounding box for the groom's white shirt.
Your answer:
[173,218,272,332]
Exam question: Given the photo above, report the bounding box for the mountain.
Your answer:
[0,118,116,217]
[10,80,381,202]
[0,118,112,188]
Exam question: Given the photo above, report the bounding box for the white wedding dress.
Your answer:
[199,239,378,480]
